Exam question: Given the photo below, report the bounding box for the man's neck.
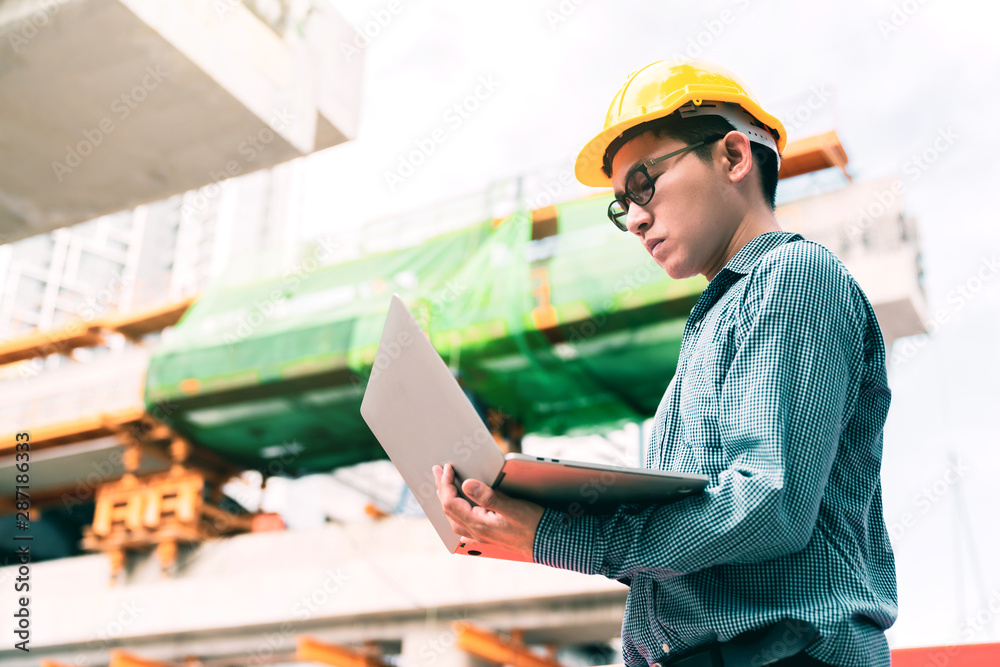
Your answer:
[703,208,782,283]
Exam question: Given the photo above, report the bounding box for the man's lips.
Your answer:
[645,237,664,255]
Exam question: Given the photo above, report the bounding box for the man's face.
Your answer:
[610,131,738,280]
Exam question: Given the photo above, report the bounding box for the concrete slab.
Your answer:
[0,0,361,242]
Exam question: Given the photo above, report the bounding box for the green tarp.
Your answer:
[145,195,706,474]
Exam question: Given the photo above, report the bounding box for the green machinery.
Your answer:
[144,194,706,474]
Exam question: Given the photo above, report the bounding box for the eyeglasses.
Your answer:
[606,137,722,231]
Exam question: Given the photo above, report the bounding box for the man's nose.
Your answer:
[625,200,653,236]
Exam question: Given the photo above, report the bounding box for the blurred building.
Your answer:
[0,163,304,344]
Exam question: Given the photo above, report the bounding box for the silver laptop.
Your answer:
[359,294,708,562]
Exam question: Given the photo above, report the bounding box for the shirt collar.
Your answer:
[715,230,805,278]
[686,231,805,326]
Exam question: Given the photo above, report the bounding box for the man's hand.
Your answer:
[432,462,546,560]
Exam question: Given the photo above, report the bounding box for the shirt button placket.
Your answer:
[681,319,701,360]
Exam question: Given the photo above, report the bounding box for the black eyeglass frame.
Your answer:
[606,136,724,231]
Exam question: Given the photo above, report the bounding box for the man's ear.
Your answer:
[722,131,753,184]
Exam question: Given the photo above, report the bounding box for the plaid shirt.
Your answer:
[532,231,897,666]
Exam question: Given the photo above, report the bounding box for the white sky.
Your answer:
[272,0,1000,650]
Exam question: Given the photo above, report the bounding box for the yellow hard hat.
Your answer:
[574,59,787,187]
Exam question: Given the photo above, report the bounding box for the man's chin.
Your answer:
[659,258,692,281]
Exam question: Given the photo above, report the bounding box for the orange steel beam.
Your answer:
[0,298,194,367]
[104,298,196,341]
[452,621,564,667]
[0,410,238,492]
[295,636,390,667]
[109,649,178,667]
[0,322,104,366]
[0,407,146,456]
[777,130,850,181]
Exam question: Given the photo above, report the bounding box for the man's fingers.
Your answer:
[438,463,477,508]
[461,478,511,515]
[443,499,479,539]
[455,480,515,538]
[436,463,477,535]
[432,464,542,558]
[435,463,502,541]
[436,465,458,499]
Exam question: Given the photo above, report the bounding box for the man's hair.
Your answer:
[605,114,779,210]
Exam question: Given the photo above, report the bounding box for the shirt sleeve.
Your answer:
[532,243,867,580]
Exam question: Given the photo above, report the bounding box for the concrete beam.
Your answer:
[0,516,627,667]
[0,0,361,242]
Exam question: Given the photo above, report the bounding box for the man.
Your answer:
[433,59,897,666]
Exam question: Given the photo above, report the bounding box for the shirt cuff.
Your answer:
[531,506,603,575]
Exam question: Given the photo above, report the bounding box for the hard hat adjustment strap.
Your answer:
[677,100,782,170]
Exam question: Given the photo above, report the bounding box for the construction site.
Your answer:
[2,1,998,666]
